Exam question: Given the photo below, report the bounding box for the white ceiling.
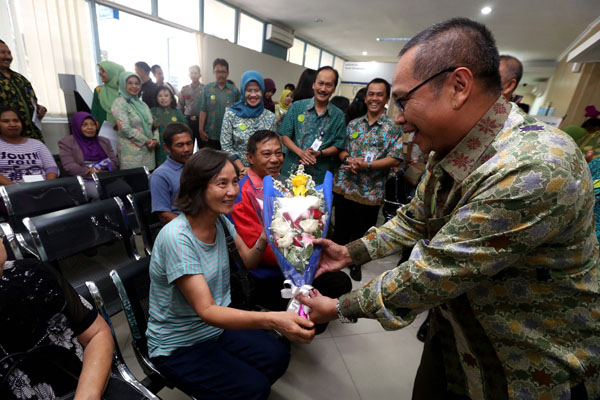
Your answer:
[227,0,600,90]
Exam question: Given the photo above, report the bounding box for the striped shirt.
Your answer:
[0,137,58,183]
[146,214,235,357]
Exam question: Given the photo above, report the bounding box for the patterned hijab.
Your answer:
[71,111,107,161]
[278,89,293,112]
[117,71,153,137]
[229,70,265,118]
[97,60,124,123]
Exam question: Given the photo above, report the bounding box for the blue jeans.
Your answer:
[152,329,290,400]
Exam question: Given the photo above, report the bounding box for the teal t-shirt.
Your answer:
[146,214,236,357]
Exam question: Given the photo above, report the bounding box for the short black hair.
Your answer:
[247,130,281,155]
[499,55,523,86]
[582,118,600,133]
[284,83,295,92]
[366,78,391,98]
[135,61,151,74]
[399,17,501,95]
[330,96,350,113]
[163,122,192,147]
[0,106,22,123]
[175,148,238,216]
[155,86,177,109]
[213,58,229,71]
[0,39,5,45]
[150,64,162,74]
[189,65,201,73]
[316,66,339,88]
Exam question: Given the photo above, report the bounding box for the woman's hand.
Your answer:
[312,238,353,277]
[146,139,159,149]
[268,312,315,343]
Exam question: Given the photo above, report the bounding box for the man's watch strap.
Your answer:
[337,300,357,324]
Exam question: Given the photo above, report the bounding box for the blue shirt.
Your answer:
[146,214,236,357]
[149,157,183,214]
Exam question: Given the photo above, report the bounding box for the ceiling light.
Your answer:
[362,51,368,56]
[481,6,492,14]
[376,37,412,42]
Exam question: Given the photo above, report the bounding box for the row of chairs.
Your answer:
[0,167,161,261]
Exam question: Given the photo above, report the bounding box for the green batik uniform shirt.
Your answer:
[198,82,240,141]
[0,69,43,141]
[333,113,403,206]
[340,96,600,399]
[278,97,346,184]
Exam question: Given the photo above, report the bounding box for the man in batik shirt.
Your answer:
[301,18,600,400]
[333,77,402,280]
[0,40,47,141]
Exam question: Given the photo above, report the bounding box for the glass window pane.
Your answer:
[334,57,345,79]
[96,5,198,92]
[112,0,151,14]
[158,0,199,29]
[304,44,320,69]
[238,14,263,52]
[320,51,333,67]
[287,38,304,65]
[204,0,235,42]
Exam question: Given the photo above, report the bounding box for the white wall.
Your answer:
[200,34,307,98]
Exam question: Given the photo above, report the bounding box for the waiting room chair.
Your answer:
[110,260,197,399]
[0,222,22,260]
[22,197,140,263]
[126,191,163,256]
[93,167,150,200]
[76,280,159,400]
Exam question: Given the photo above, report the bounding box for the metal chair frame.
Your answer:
[93,167,150,200]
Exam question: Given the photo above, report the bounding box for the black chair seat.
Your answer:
[93,167,150,200]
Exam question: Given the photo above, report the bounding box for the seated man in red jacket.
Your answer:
[232,130,352,315]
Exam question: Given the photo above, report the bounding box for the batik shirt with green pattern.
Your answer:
[333,113,403,206]
[197,82,240,141]
[0,69,43,141]
[339,96,600,399]
[278,97,345,185]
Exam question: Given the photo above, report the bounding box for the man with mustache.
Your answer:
[0,39,47,141]
[278,66,346,185]
[150,122,194,223]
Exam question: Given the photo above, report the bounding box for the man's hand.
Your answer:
[146,139,159,149]
[298,289,339,324]
[36,104,47,119]
[199,129,209,141]
[343,157,366,174]
[313,238,353,277]
[298,148,317,165]
[269,312,315,344]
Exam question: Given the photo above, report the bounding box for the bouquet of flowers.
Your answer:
[262,165,333,318]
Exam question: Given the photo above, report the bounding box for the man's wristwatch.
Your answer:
[336,300,357,324]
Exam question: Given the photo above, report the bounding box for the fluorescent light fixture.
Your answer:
[481,6,492,14]
[376,37,412,42]
[362,51,368,56]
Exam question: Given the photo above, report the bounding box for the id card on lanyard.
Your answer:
[310,129,325,151]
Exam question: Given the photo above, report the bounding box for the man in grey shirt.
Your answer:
[178,65,204,147]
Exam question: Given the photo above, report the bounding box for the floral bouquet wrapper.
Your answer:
[262,166,333,318]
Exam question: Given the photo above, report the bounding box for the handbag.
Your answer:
[218,216,256,311]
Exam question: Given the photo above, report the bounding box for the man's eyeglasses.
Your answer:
[394,67,458,112]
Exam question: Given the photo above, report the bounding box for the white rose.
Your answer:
[271,217,291,236]
[277,232,295,248]
[299,218,319,233]
[306,195,321,209]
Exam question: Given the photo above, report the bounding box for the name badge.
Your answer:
[364,151,376,163]
[310,138,323,151]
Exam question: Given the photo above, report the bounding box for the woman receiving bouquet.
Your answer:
[146,148,314,400]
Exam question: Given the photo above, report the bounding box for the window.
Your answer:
[287,38,304,65]
[203,0,236,42]
[304,43,320,69]
[334,57,345,79]
[96,5,197,92]
[112,0,151,14]
[158,0,199,30]
[320,51,333,67]
[238,13,263,52]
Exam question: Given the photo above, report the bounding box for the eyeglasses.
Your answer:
[393,67,458,112]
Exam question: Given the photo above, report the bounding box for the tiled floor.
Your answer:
[107,252,425,400]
